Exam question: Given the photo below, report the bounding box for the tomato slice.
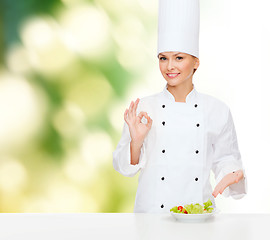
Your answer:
[177,206,183,211]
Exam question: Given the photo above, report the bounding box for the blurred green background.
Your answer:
[0,0,158,212]
[1,0,269,214]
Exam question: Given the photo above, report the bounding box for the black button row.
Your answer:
[161,104,198,108]
[160,176,198,181]
[162,149,199,154]
[160,102,199,210]
[162,122,200,127]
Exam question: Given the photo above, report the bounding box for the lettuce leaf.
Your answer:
[170,199,214,214]
[203,199,214,213]
[170,206,178,213]
[184,203,204,214]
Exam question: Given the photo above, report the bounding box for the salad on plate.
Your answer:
[170,199,214,214]
[170,199,217,222]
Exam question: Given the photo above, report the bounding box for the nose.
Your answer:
[167,59,175,70]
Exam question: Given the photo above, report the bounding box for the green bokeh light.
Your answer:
[0,0,156,212]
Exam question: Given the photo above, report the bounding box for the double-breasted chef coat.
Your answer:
[113,84,247,213]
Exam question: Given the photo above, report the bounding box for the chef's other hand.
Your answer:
[124,98,153,145]
[212,170,244,198]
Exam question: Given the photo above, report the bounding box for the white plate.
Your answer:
[170,209,220,223]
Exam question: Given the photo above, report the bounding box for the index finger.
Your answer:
[132,98,140,115]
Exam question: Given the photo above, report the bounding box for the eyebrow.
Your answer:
[158,52,183,57]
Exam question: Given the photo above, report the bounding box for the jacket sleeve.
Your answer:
[112,120,146,177]
[212,109,247,199]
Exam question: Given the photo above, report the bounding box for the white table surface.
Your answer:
[0,213,269,240]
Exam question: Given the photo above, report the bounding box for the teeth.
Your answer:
[168,73,179,77]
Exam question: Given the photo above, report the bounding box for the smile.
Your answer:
[166,73,180,79]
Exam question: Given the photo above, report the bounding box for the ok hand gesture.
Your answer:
[124,98,153,145]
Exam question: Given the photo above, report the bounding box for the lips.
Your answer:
[166,73,180,79]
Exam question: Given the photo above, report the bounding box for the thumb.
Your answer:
[146,115,152,128]
[136,111,148,124]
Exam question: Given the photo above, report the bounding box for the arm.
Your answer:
[211,109,247,199]
[130,140,143,165]
[112,121,146,177]
[113,98,152,177]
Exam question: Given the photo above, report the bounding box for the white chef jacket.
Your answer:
[113,84,247,213]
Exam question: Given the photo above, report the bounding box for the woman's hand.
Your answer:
[212,170,244,198]
[124,98,153,145]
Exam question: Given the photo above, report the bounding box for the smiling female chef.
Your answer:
[113,0,247,213]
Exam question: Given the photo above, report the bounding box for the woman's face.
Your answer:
[158,51,200,87]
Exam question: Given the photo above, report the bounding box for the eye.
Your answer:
[159,57,166,60]
[176,56,183,60]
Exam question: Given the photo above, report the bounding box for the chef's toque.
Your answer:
[157,0,200,58]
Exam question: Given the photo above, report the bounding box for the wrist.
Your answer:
[130,140,143,149]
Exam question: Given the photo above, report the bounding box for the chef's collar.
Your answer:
[162,83,197,103]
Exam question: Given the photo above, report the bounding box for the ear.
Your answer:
[194,57,200,70]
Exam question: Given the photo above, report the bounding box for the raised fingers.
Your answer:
[124,108,129,124]
[132,98,140,116]
[125,99,138,123]
[128,100,134,116]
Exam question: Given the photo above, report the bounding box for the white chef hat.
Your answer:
[157,0,200,58]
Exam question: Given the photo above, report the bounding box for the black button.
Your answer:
[162,121,165,126]
[162,104,165,108]
[194,104,198,108]
[162,149,165,153]
[195,177,199,181]
[161,177,165,180]
[196,123,200,127]
[195,150,199,154]
[161,204,164,208]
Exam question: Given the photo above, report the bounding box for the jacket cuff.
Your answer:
[113,140,145,177]
[227,169,247,199]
